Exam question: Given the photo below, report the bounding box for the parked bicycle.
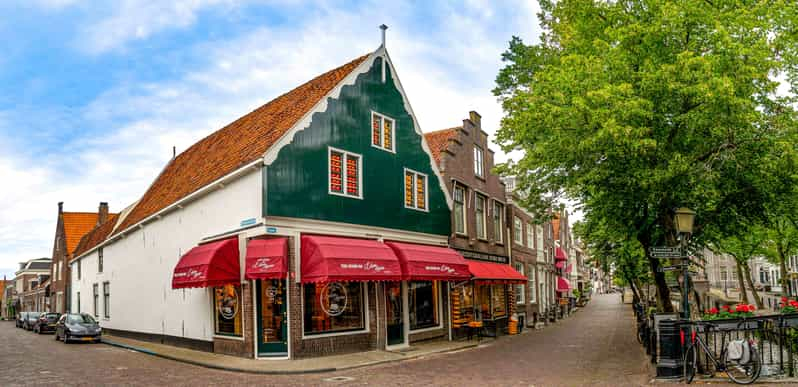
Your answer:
[683,320,762,385]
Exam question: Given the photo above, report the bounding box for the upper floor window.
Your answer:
[526,222,534,249]
[371,111,395,152]
[329,147,362,199]
[98,248,104,273]
[493,201,504,244]
[404,168,428,211]
[514,262,525,304]
[453,185,466,235]
[475,194,487,240]
[77,260,82,280]
[514,216,523,244]
[474,146,484,177]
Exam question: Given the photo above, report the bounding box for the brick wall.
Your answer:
[212,281,254,358]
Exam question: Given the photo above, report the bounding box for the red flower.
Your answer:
[707,307,718,314]
[722,305,730,310]
[790,300,798,308]
[783,297,789,302]
[736,304,748,313]
[748,305,756,311]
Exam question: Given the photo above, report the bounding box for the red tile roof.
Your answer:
[424,127,459,165]
[113,54,371,236]
[72,213,120,259]
[62,212,101,256]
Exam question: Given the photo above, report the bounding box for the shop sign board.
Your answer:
[455,249,509,264]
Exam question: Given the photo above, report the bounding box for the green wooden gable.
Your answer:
[263,56,451,236]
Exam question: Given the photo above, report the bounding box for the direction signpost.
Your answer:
[649,246,682,259]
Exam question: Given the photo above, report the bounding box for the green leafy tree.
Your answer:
[494,0,798,311]
[712,224,769,309]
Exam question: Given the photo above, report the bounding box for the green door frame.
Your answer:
[256,279,288,356]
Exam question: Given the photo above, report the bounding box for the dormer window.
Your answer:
[371,111,395,152]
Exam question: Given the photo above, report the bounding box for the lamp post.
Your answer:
[674,207,696,319]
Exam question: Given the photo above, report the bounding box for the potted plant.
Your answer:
[778,297,798,327]
[701,304,758,330]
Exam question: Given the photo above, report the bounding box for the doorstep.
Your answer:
[101,334,480,375]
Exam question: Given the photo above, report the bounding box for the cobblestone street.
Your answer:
[0,294,652,386]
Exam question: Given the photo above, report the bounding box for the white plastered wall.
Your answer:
[71,169,261,342]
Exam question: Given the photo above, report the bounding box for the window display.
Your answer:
[409,281,438,329]
[214,284,242,337]
[303,282,365,335]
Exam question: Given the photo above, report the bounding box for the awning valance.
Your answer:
[172,238,240,289]
[385,242,470,281]
[555,247,567,261]
[467,260,526,284]
[557,276,571,292]
[300,235,402,283]
[245,238,288,280]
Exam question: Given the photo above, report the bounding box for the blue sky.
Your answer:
[0,0,542,279]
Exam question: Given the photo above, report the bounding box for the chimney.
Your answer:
[58,202,63,214]
[468,111,481,128]
[98,202,109,225]
[380,24,388,47]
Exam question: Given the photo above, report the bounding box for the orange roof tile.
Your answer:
[424,127,459,165]
[72,213,120,259]
[114,53,370,236]
[62,212,101,256]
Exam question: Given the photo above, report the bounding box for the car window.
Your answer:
[67,314,96,324]
[46,314,59,321]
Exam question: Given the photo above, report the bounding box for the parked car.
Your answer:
[24,312,39,331]
[33,313,60,334]
[15,312,26,328]
[55,313,102,343]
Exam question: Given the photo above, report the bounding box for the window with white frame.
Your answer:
[493,201,504,243]
[98,248,103,273]
[514,262,525,304]
[514,216,523,244]
[474,146,484,177]
[475,194,487,239]
[103,282,110,319]
[329,147,362,199]
[526,222,534,249]
[371,111,395,152]
[92,283,99,317]
[528,265,536,303]
[404,169,427,211]
[453,185,466,234]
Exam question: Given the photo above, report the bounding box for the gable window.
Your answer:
[514,216,523,244]
[328,147,362,199]
[98,248,104,273]
[404,168,428,211]
[526,222,534,249]
[475,194,487,240]
[474,146,484,177]
[514,262,525,304]
[371,111,395,152]
[493,201,504,244]
[453,185,466,235]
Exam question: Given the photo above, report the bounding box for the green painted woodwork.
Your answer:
[264,57,451,236]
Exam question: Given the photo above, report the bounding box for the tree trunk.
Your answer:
[640,232,673,313]
[742,261,764,309]
[735,261,749,304]
[779,245,790,298]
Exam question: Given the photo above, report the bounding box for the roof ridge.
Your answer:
[424,126,460,135]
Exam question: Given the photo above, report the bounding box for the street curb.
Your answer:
[101,338,479,375]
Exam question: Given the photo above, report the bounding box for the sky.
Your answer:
[0,0,547,280]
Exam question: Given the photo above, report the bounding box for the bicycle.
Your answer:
[683,320,762,385]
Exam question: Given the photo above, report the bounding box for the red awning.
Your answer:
[172,238,240,289]
[565,264,573,274]
[245,238,288,280]
[555,247,567,261]
[557,276,571,292]
[385,242,470,281]
[555,261,565,269]
[300,235,402,283]
[467,260,527,284]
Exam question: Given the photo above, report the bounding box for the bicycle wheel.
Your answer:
[684,344,697,384]
[724,344,761,385]
[636,325,643,344]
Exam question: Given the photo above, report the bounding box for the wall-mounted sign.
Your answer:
[266,227,278,234]
[455,248,509,264]
[240,218,257,227]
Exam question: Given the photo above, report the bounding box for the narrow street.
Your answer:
[0,294,652,386]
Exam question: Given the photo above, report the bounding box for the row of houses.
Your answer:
[6,39,589,360]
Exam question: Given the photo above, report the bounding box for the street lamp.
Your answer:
[674,207,695,319]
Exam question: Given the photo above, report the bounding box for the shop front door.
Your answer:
[256,279,288,356]
[385,282,405,347]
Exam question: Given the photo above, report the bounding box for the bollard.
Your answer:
[656,319,683,378]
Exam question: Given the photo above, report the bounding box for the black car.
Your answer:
[33,313,60,334]
[55,313,102,343]
[24,312,39,331]
[15,312,26,328]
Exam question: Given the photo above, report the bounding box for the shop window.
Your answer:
[474,146,484,177]
[329,148,362,199]
[493,201,504,243]
[514,216,522,244]
[371,111,395,152]
[303,282,365,335]
[514,263,525,304]
[492,285,507,318]
[453,185,466,234]
[409,281,439,330]
[475,194,487,239]
[528,265,536,303]
[214,284,243,337]
[450,284,474,327]
[404,169,428,211]
[92,284,99,317]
